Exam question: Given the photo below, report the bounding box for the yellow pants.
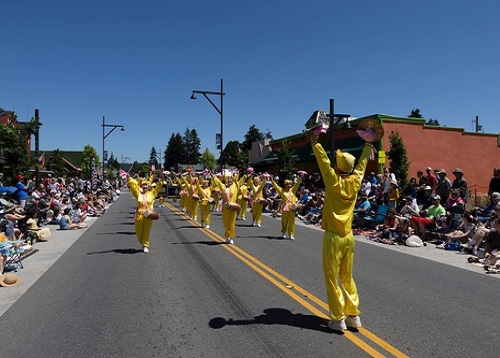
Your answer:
[135,218,153,248]
[222,206,237,238]
[251,202,264,224]
[200,203,211,225]
[281,210,296,236]
[322,230,360,321]
[238,199,247,219]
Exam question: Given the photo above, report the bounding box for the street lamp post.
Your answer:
[191,78,225,169]
[328,99,351,163]
[102,115,124,178]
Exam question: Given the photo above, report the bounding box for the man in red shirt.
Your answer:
[426,167,438,192]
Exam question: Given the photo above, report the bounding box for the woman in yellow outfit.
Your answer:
[308,129,375,332]
[212,170,247,244]
[196,178,213,228]
[127,174,165,253]
[271,174,303,240]
[180,172,199,221]
[237,181,249,221]
[247,174,266,227]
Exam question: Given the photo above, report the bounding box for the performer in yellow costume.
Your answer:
[247,174,266,227]
[308,130,374,332]
[212,170,247,244]
[271,174,303,240]
[180,172,200,221]
[196,178,213,228]
[237,181,249,221]
[127,174,165,253]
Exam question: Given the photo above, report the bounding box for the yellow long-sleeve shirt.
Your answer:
[312,143,372,235]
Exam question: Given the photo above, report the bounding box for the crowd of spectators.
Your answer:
[1,172,122,275]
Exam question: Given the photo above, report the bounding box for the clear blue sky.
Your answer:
[2,0,499,164]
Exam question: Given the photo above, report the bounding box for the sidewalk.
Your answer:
[0,217,99,316]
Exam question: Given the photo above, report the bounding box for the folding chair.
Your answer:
[360,204,388,229]
[1,241,23,272]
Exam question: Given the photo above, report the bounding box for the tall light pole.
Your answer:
[102,115,124,178]
[191,78,225,169]
[328,99,351,163]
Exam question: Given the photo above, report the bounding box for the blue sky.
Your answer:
[2,0,499,164]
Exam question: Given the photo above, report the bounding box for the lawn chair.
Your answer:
[360,204,388,229]
[1,240,24,272]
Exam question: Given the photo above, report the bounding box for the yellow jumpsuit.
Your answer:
[271,177,302,238]
[196,181,213,227]
[312,142,372,322]
[128,176,164,249]
[212,174,246,240]
[237,183,249,220]
[248,178,266,226]
[180,175,199,220]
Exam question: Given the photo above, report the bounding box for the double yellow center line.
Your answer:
[165,202,408,357]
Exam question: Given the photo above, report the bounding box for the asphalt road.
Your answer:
[0,191,498,358]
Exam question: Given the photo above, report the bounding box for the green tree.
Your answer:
[200,148,216,170]
[81,145,100,178]
[108,154,120,171]
[387,131,410,188]
[241,125,265,152]
[165,133,186,171]
[221,140,247,169]
[408,109,423,118]
[184,128,201,164]
[0,111,30,181]
[275,139,295,184]
[149,147,159,166]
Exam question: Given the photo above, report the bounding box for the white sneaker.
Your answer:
[225,238,234,244]
[282,234,287,239]
[142,246,149,254]
[242,217,246,221]
[345,315,362,328]
[328,320,347,331]
[289,236,295,240]
[257,223,261,227]
[252,221,256,226]
[206,225,210,229]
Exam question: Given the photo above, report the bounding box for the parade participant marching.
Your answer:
[270,172,303,240]
[211,169,247,244]
[308,118,380,332]
[237,176,250,221]
[196,175,214,229]
[179,170,200,221]
[125,172,165,254]
[247,172,266,227]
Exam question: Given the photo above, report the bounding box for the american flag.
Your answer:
[90,157,98,190]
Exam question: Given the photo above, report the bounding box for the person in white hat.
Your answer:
[307,129,376,332]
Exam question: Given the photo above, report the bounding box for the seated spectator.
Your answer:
[437,212,477,249]
[420,186,434,211]
[303,197,324,225]
[0,204,26,240]
[25,207,51,242]
[482,209,500,269]
[71,202,88,224]
[446,189,465,229]
[411,195,446,241]
[59,208,87,230]
[398,196,420,218]
[472,191,499,224]
[360,177,372,197]
[353,193,371,227]
[370,207,406,244]
[467,202,499,255]
[402,177,418,204]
